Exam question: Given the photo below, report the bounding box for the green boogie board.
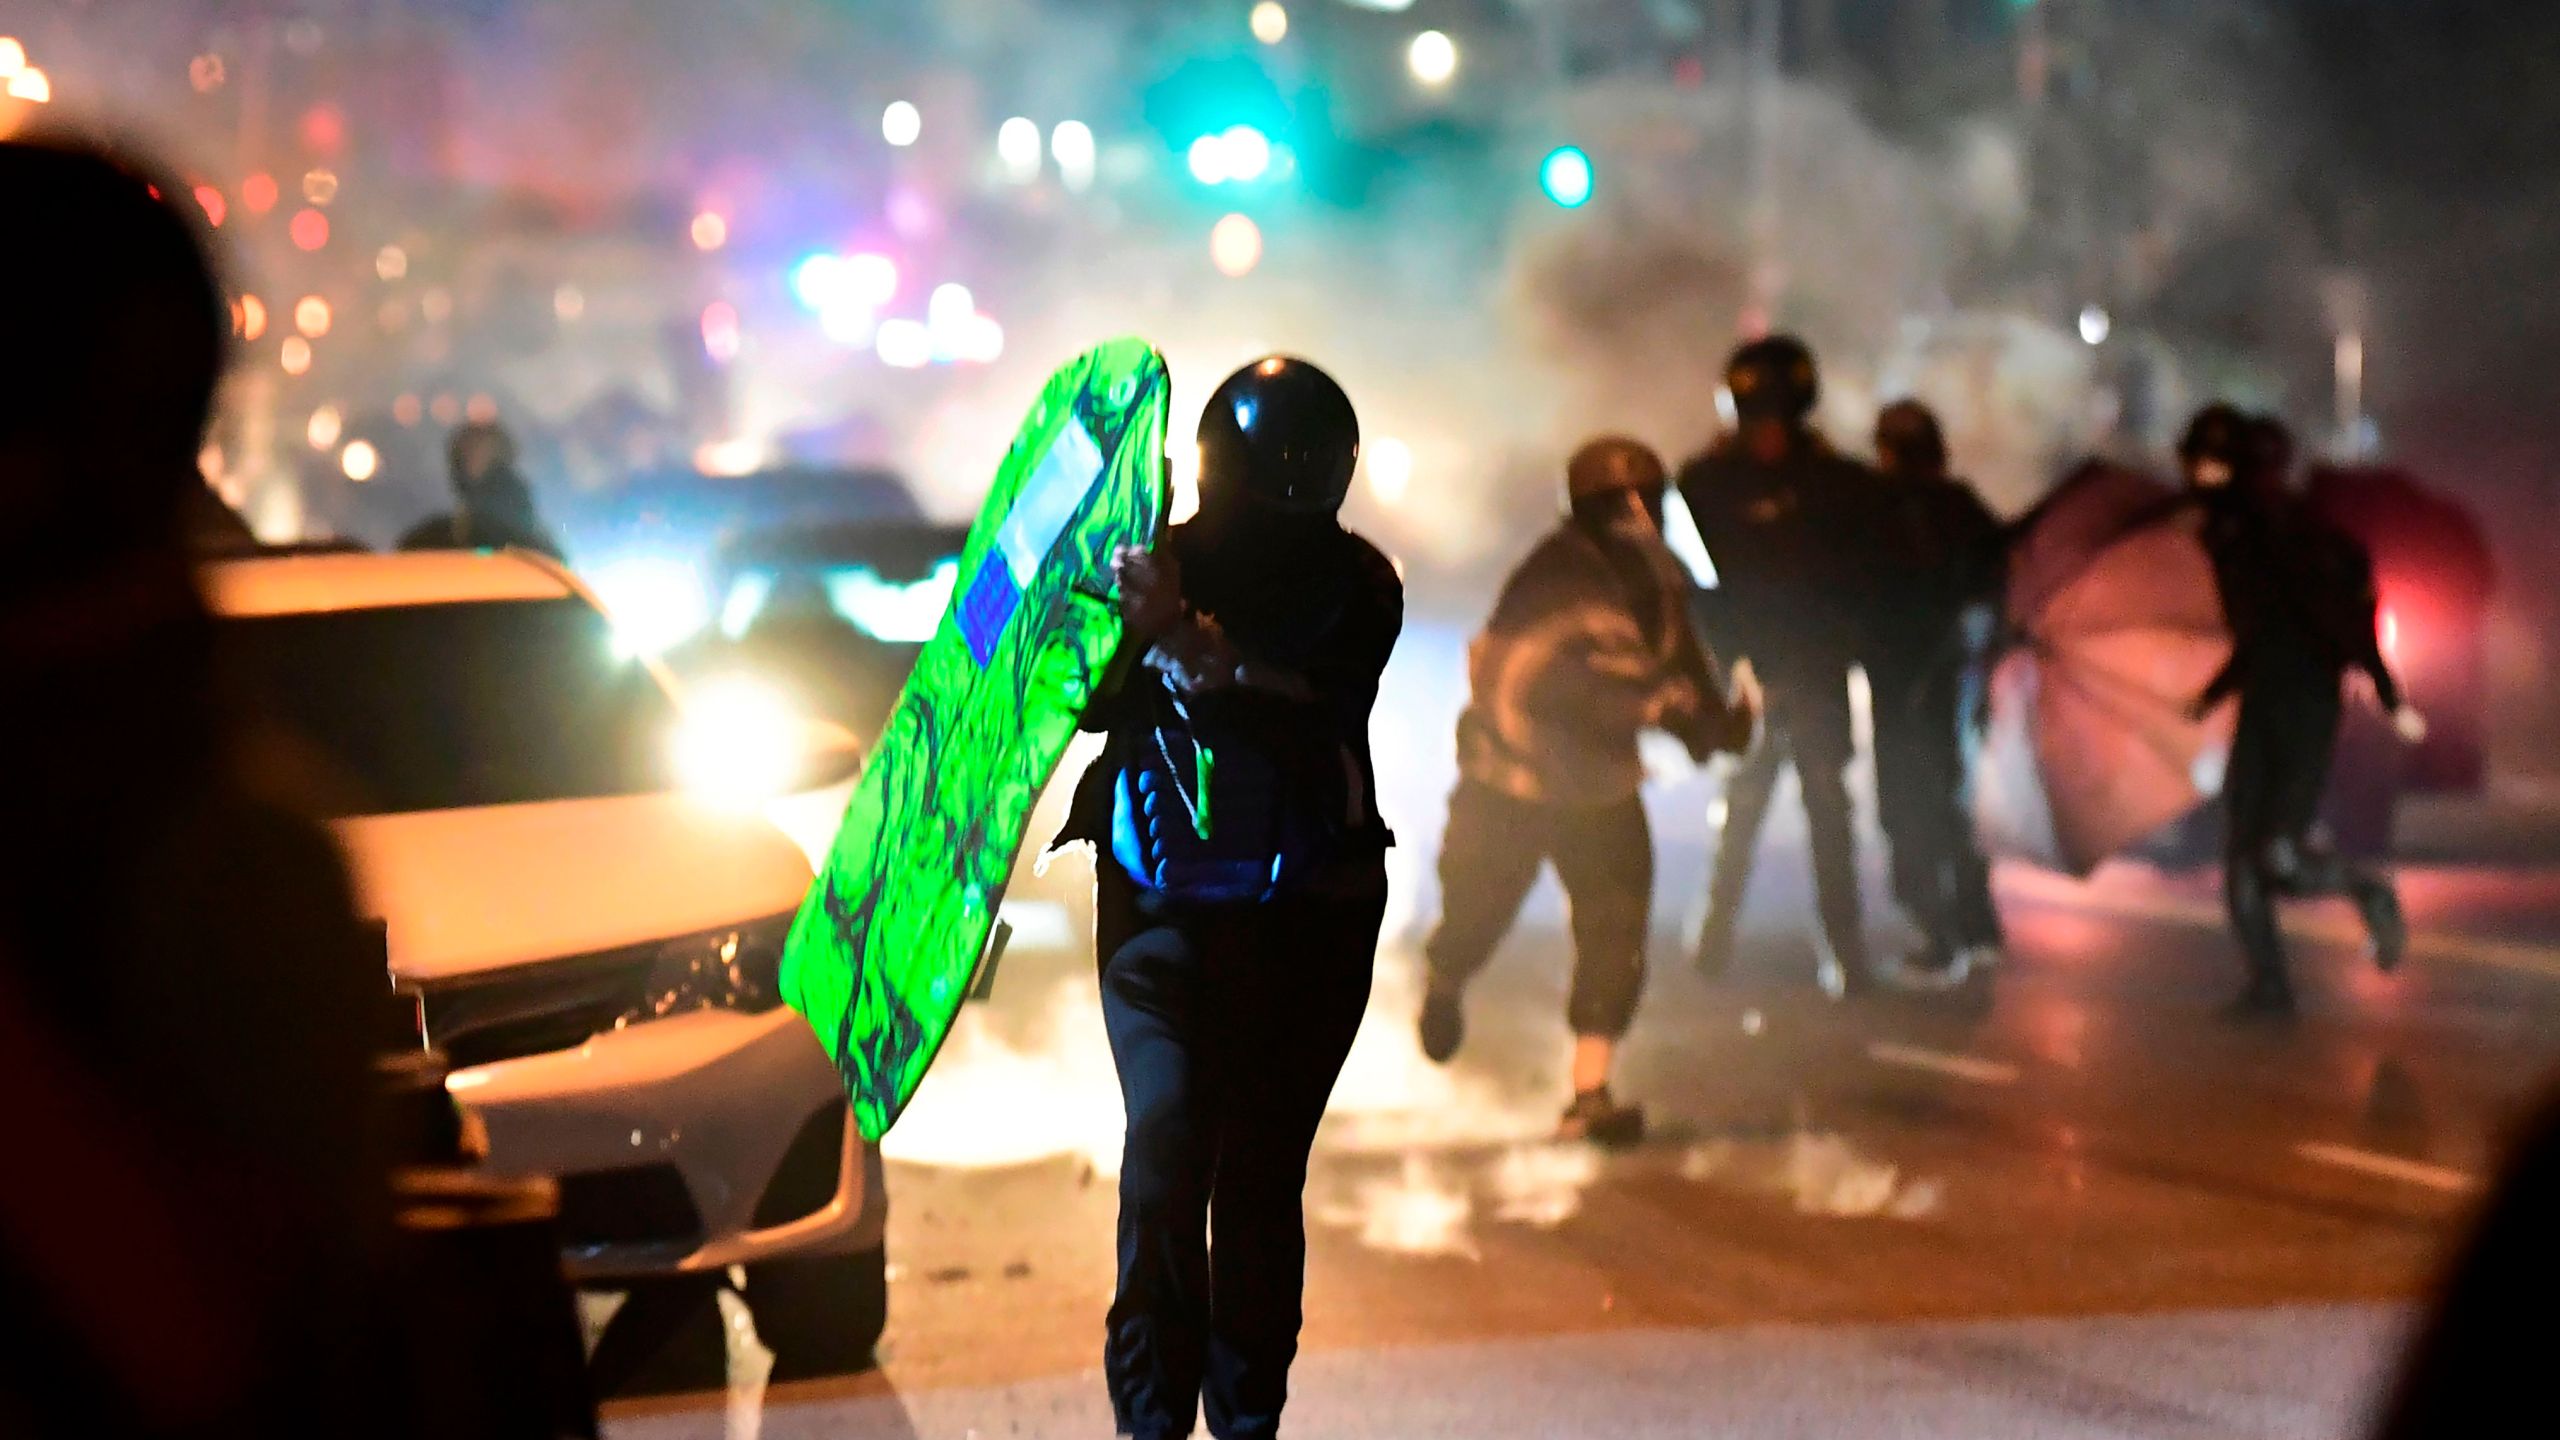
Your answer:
[781,337,1171,1140]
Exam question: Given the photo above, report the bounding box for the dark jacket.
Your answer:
[1865,470,2005,683]
[1063,513,1404,872]
[2199,492,2399,711]
[1457,519,1728,804]
[398,469,565,561]
[1675,433,1877,681]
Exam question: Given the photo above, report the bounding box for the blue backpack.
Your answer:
[1109,683,1369,905]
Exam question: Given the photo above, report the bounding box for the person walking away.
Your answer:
[398,418,566,560]
[1677,335,1881,997]
[1866,399,2007,984]
[1417,438,1753,1142]
[1057,357,1402,1440]
[2185,408,2421,1018]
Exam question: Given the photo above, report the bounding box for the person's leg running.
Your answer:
[1698,728,1785,975]
[2221,695,2295,1012]
[1423,783,1549,1020]
[1098,878,1222,1438]
[1789,671,1870,990]
[1201,889,1384,1440]
[1551,796,1654,1140]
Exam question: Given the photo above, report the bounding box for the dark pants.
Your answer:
[1424,783,1653,1039]
[1870,657,2000,956]
[1097,869,1384,1440]
[1699,666,1867,974]
[2224,676,2393,988]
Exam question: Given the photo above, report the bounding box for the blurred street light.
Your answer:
[883,100,922,148]
[2078,304,2111,346]
[1211,213,1264,277]
[1052,120,1097,192]
[1540,146,1594,208]
[998,116,1043,183]
[1408,31,1459,87]
[1251,2,1289,44]
[340,440,379,483]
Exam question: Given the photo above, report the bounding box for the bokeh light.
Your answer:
[466,394,498,423]
[0,39,24,76]
[700,301,741,364]
[289,208,330,251]
[307,406,343,451]
[1211,213,1264,277]
[280,336,312,376]
[193,185,225,228]
[689,210,727,251]
[1251,2,1289,45]
[301,168,339,206]
[340,440,379,483]
[1408,30,1459,87]
[392,394,423,427]
[1052,120,1097,192]
[241,172,278,214]
[375,244,407,280]
[1367,436,1415,505]
[189,53,225,93]
[237,294,267,341]
[294,295,331,338]
[555,284,585,321]
[5,66,48,104]
[2078,304,2112,346]
[997,116,1043,183]
[876,318,932,369]
[928,283,976,331]
[882,100,922,148]
[1540,145,1594,208]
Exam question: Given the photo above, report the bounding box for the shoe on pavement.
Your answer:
[1419,987,1465,1065]
[2359,884,2407,974]
[2222,975,2299,1022]
[1558,1087,1646,1147]
[1891,943,1969,993]
[1816,950,1874,1002]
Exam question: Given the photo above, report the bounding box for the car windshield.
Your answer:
[220,598,679,816]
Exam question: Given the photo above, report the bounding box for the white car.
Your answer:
[203,547,886,1377]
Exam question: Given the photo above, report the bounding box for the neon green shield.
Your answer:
[781,338,1171,1140]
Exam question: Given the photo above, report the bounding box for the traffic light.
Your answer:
[1540,146,1593,208]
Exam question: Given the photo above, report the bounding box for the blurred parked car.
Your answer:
[202,548,885,1378]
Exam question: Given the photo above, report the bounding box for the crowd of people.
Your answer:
[0,125,2469,1440]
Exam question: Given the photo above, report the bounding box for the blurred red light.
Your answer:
[300,103,346,155]
[241,172,279,214]
[290,209,330,251]
[193,185,225,227]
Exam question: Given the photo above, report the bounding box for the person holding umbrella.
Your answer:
[2185,408,2421,1017]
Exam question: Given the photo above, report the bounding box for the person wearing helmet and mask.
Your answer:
[1417,439,1754,1143]
[1060,357,1401,1440]
[1866,399,2007,984]
[2187,408,2420,1017]
[1676,335,1881,997]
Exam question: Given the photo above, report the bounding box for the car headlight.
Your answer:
[673,677,805,807]
[622,913,794,1026]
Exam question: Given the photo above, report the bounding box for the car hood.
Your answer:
[336,793,814,984]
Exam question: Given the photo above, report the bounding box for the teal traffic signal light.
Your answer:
[1540,146,1593,208]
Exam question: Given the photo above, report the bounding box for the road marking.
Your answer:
[1996,868,2560,983]
[1866,1042,2021,1086]
[2295,1142,2476,1195]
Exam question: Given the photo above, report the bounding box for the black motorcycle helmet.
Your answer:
[1197,356,1360,516]
[1725,334,1820,423]
[2177,403,2250,488]
[1873,399,1948,479]
[1565,436,1668,532]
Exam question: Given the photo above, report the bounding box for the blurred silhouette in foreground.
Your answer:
[0,132,402,1431]
[399,419,566,561]
[2374,1090,2560,1437]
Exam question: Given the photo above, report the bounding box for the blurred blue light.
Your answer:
[1541,146,1594,208]
[791,253,848,312]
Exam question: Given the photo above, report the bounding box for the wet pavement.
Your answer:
[598,846,2560,1438]
[598,613,2560,1437]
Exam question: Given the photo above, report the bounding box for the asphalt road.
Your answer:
[602,613,2560,1437]
[600,842,2560,1439]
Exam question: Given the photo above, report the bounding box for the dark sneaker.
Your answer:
[1559,1087,1646,1147]
[2223,975,2299,1022]
[1418,988,1464,1065]
[1816,950,1874,1002]
[2358,883,2407,975]
[1892,942,1968,992]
